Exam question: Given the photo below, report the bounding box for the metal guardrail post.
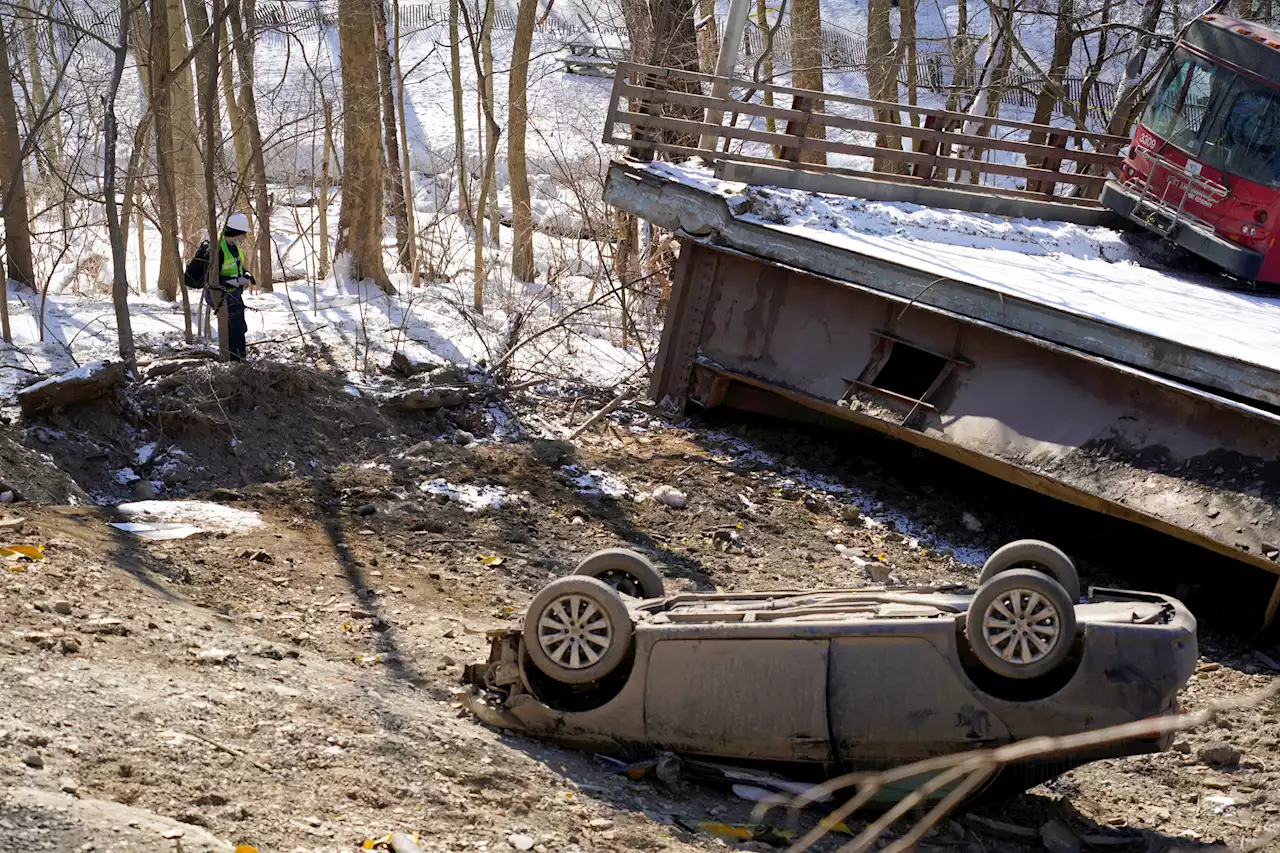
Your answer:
[698,0,752,152]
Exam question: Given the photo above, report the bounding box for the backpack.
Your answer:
[183,240,211,289]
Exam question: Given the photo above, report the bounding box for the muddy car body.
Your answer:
[464,545,1197,800]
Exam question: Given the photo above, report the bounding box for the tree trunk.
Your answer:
[696,0,720,75]
[481,9,498,246]
[0,16,34,295]
[648,0,704,149]
[371,0,412,272]
[789,0,825,163]
[1029,0,1075,168]
[948,0,970,112]
[149,0,184,308]
[337,0,394,294]
[466,0,501,310]
[449,0,472,229]
[166,0,205,257]
[318,97,333,279]
[229,0,272,290]
[19,0,59,188]
[756,0,775,134]
[508,0,537,283]
[184,0,223,185]
[393,0,419,286]
[867,0,905,173]
[903,0,917,126]
[105,0,137,371]
[198,0,227,357]
[621,0,654,62]
[219,19,250,212]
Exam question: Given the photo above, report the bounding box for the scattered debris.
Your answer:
[652,485,687,509]
[109,522,203,541]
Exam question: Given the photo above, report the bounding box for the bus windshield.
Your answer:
[1142,47,1280,188]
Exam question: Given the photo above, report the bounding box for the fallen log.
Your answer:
[17,360,126,418]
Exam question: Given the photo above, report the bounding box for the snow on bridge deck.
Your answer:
[607,159,1280,409]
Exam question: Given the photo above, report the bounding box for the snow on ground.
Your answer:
[420,478,512,511]
[641,159,1280,374]
[114,500,265,533]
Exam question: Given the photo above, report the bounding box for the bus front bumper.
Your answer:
[1101,181,1264,283]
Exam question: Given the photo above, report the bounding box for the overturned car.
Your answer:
[463,543,1197,802]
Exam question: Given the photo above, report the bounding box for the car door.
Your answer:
[644,638,832,762]
[828,636,1008,764]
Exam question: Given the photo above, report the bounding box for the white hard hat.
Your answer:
[224,212,251,235]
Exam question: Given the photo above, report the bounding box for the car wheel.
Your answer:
[979,540,1081,603]
[523,576,634,685]
[574,548,665,599]
[966,569,1077,681]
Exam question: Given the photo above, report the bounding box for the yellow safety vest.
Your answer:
[218,239,246,284]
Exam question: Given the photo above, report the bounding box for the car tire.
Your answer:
[574,548,665,599]
[979,540,1081,603]
[966,569,1077,681]
[523,576,635,685]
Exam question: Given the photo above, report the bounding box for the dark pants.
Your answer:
[207,286,247,361]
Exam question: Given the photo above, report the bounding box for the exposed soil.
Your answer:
[1,359,1277,853]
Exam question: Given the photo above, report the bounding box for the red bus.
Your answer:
[1101,14,1280,287]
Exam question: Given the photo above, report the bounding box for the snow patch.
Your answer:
[560,465,630,498]
[420,479,508,512]
[135,442,158,466]
[115,500,264,533]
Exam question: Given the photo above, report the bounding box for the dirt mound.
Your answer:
[24,360,486,502]
[0,427,90,505]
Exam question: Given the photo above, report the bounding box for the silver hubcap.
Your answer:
[538,594,611,670]
[982,588,1061,665]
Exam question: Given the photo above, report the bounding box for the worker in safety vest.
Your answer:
[183,213,256,361]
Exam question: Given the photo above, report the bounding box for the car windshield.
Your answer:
[1142,47,1280,188]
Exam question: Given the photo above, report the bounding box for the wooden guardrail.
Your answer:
[602,63,1129,207]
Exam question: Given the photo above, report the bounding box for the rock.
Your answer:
[405,440,435,457]
[442,627,457,639]
[20,733,51,747]
[60,777,79,795]
[247,641,284,660]
[16,360,126,418]
[653,485,687,509]
[304,816,322,828]
[1197,742,1242,767]
[0,516,24,531]
[0,491,15,504]
[454,430,475,446]
[356,503,377,517]
[960,512,984,533]
[385,386,469,413]
[587,818,614,829]
[840,505,862,523]
[1039,819,1081,853]
[83,617,128,636]
[193,793,229,807]
[430,365,469,385]
[132,480,157,500]
[1172,740,1192,754]
[59,636,81,655]
[194,648,237,665]
[389,351,434,377]
[508,834,535,851]
[1206,508,1221,518]
[22,752,43,769]
[53,600,73,615]
[248,550,273,563]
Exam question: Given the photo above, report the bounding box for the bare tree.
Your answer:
[0,13,34,301]
[790,0,825,164]
[371,0,413,272]
[103,0,137,371]
[509,0,538,283]
[229,0,272,290]
[867,0,907,173]
[337,0,394,294]
[165,0,205,257]
[461,0,501,311]
[392,0,418,285]
[449,0,472,229]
